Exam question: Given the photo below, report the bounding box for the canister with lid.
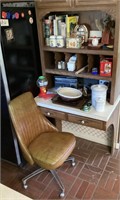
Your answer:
[56,35,64,47]
[91,84,108,108]
[95,97,106,112]
[50,35,57,47]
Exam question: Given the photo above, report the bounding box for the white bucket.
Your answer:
[91,84,108,108]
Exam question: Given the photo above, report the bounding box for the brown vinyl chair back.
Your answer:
[8,92,58,165]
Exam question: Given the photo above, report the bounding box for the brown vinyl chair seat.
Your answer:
[29,131,76,170]
[8,92,76,198]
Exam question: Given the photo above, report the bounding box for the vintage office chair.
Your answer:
[8,92,76,197]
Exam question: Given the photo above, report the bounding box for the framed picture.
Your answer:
[5,28,14,43]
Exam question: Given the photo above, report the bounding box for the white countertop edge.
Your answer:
[35,95,120,122]
[0,184,32,200]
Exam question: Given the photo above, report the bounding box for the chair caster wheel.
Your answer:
[60,191,65,198]
[72,162,75,167]
[23,184,28,189]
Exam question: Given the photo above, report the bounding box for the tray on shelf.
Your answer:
[51,94,91,110]
[88,43,103,49]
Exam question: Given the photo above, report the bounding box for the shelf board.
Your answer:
[45,68,112,81]
[43,46,114,56]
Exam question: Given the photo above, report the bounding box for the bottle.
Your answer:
[58,62,62,69]
[44,19,51,46]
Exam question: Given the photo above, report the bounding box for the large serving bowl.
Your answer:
[57,87,82,101]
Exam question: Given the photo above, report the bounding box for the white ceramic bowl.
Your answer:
[57,87,82,101]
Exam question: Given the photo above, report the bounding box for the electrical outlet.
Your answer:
[99,80,110,85]
[0,19,9,26]
[116,143,120,149]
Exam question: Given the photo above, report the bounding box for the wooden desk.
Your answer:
[35,96,120,154]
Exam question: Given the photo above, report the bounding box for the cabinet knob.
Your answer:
[47,112,51,116]
[81,120,85,124]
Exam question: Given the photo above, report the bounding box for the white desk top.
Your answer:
[35,95,120,122]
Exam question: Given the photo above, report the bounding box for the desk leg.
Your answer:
[118,103,120,144]
[107,102,120,154]
[113,102,120,151]
[55,119,62,131]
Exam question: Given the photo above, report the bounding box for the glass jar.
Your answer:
[50,35,57,47]
[36,76,48,97]
[56,35,64,47]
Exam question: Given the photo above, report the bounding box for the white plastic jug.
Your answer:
[91,84,108,108]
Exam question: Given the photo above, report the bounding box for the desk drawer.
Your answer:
[40,107,67,120]
[68,114,105,130]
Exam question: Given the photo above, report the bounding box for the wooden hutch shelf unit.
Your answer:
[35,0,120,153]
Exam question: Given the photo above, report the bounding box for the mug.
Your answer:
[92,38,99,46]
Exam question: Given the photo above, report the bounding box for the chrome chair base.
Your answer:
[22,156,75,197]
[22,168,46,189]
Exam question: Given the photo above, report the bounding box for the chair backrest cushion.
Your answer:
[8,92,58,165]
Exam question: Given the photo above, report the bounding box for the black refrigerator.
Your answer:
[1,1,41,165]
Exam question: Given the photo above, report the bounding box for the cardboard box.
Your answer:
[100,60,112,76]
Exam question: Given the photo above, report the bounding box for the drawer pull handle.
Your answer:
[47,112,51,116]
[81,120,85,124]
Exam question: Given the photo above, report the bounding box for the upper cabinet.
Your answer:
[35,0,73,8]
[35,0,117,9]
[35,0,120,105]
[74,0,117,6]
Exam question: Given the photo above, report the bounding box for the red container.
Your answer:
[100,60,112,76]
